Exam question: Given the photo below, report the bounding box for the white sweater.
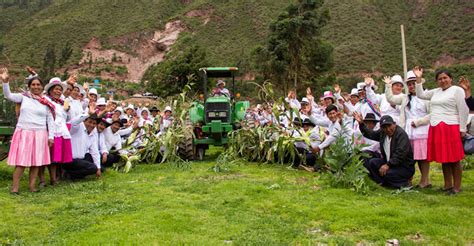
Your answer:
[3,83,54,140]
[416,84,469,132]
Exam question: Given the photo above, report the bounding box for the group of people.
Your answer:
[1,65,472,195]
[244,67,471,194]
[1,67,174,194]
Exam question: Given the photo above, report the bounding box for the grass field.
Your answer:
[0,148,473,244]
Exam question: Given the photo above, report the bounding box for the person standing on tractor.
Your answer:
[212,80,230,97]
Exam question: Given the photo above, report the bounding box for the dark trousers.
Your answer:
[102,153,121,170]
[293,147,319,169]
[63,153,97,180]
[364,158,415,188]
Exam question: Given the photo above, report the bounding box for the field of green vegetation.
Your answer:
[0,148,473,244]
[0,0,472,77]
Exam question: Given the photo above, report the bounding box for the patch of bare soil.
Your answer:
[68,20,185,82]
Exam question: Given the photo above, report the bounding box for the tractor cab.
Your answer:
[185,67,249,160]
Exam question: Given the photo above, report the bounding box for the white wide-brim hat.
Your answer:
[44,77,66,94]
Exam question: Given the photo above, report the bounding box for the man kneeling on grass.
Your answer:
[354,113,415,188]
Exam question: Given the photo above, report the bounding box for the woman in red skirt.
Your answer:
[414,67,469,195]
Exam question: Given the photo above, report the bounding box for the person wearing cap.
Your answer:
[322,91,336,108]
[308,105,353,155]
[212,80,230,97]
[1,68,56,193]
[39,77,74,186]
[96,97,107,113]
[160,106,173,133]
[64,104,102,180]
[291,118,321,172]
[355,113,381,163]
[285,89,301,110]
[364,75,402,124]
[88,88,99,103]
[414,67,469,195]
[102,120,125,168]
[150,106,160,119]
[384,70,432,188]
[139,107,153,127]
[354,113,415,188]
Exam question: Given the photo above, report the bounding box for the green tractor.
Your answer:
[179,67,249,160]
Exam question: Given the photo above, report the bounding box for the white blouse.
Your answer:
[404,96,429,140]
[46,97,71,139]
[416,84,469,132]
[3,83,54,140]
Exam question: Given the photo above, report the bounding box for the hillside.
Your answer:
[0,0,472,82]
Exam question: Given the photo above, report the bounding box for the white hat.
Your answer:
[125,104,135,111]
[97,97,107,106]
[73,83,86,96]
[350,88,359,96]
[301,97,310,104]
[256,104,263,110]
[357,82,366,91]
[115,107,124,115]
[406,70,416,81]
[217,80,226,86]
[141,107,150,116]
[391,75,404,86]
[89,88,98,95]
[164,106,172,112]
[44,77,66,94]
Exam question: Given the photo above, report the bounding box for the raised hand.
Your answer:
[88,102,96,115]
[413,66,423,78]
[459,76,471,98]
[0,67,9,83]
[364,76,374,87]
[353,112,363,123]
[306,87,312,96]
[383,76,391,85]
[25,66,36,75]
[334,84,341,94]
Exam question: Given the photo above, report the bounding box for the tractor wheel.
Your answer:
[178,119,195,161]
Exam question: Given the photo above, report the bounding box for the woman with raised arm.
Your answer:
[414,67,469,195]
[1,68,55,194]
[385,71,431,188]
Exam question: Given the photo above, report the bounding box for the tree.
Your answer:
[143,45,208,97]
[40,44,56,81]
[253,0,333,90]
[58,41,73,67]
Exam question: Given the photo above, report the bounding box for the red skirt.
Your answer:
[427,122,464,163]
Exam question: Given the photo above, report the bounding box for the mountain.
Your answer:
[0,0,472,82]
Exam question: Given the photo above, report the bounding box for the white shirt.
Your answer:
[416,84,469,132]
[97,131,108,155]
[309,114,353,150]
[46,97,71,139]
[103,127,122,152]
[285,98,301,110]
[3,83,54,139]
[404,96,429,140]
[70,114,100,168]
[384,136,391,161]
[67,97,85,123]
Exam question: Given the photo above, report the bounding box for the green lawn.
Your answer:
[0,149,473,244]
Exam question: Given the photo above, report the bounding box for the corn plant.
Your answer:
[322,130,370,194]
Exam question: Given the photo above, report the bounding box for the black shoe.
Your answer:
[10,191,20,195]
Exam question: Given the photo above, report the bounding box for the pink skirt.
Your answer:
[8,128,51,167]
[51,137,73,163]
[427,122,464,163]
[410,139,428,161]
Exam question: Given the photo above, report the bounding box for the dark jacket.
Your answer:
[466,96,474,111]
[359,123,415,168]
